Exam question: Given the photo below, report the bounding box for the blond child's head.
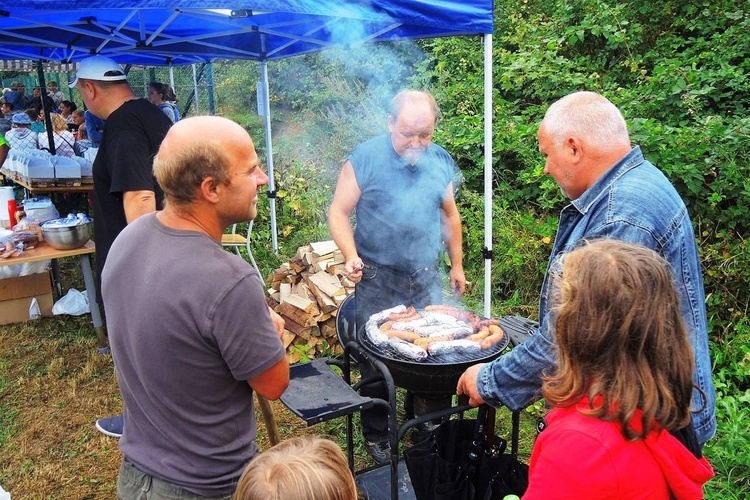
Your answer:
[234,437,357,500]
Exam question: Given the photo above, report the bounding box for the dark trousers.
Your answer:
[353,259,451,441]
[117,458,232,500]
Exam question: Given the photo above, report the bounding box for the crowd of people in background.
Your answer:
[0,77,181,165]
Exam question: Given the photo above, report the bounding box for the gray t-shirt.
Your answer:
[102,213,286,496]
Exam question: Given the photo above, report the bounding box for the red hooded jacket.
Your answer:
[524,399,714,499]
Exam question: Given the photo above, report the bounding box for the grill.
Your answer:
[336,294,536,394]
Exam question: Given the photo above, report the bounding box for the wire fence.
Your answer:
[0,61,245,120]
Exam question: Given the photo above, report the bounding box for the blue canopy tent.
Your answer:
[0,1,495,316]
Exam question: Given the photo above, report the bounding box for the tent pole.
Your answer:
[260,60,278,253]
[483,33,493,318]
[36,60,56,155]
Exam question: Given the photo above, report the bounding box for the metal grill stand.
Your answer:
[279,297,538,499]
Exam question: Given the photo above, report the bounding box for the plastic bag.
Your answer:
[22,196,59,223]
[29,297,41,320]
[52,288,90,316]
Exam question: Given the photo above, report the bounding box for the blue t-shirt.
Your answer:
[350,133,456,271]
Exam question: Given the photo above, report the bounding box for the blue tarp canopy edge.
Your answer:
[0,1,493,65]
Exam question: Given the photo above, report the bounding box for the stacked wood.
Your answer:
[266,240,356,363]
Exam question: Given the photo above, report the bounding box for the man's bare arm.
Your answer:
[123,190,157,224]
[328,161,364,282]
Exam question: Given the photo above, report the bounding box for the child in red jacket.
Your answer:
[524,239,714,499]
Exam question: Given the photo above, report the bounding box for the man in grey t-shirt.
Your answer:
[103,116,289,498]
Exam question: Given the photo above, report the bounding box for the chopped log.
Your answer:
[281,316,307,335]
[288,257,305,273]
[295,244,312,260]
[333,294,348,306]
[266,240,359,360]
[302,251,315,267]
[327,261,346,276]
[308,270,345,297]
[292,281,318,305]
[287,351,301,364]
[311,257,334,273]
[279,302,318,327]
[282,293,318,314]
[303,275,338,313]
[320,320,336,339]
[310,240,339,258]
[281,330,296,348]
[279,283,292,303]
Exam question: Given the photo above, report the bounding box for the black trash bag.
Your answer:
[404,406,508,500]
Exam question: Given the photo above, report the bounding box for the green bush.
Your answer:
[705,318,750,496]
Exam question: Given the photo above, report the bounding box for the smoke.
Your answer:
[264,3,466,307]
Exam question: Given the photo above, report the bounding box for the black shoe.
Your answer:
[366,439,391,464]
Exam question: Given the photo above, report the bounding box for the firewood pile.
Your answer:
[266,240,355,363]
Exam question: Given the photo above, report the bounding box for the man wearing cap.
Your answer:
[5,112,39,151]
[70,54,172,439]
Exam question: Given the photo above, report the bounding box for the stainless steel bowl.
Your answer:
[40,221,93,250]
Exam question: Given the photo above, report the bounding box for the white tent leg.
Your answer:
[483,33,493,318]
[261,60,279,253]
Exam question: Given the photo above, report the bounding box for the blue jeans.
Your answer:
[353,259,449,440]
[117,458,233,500]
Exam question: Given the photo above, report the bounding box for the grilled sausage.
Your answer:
[467,326,491,341]
[384,329,421,342]
[424,304,479,323]
[379,320,394,332]
[389,306,419,321]
[480,325,505,349]
[414,334,454,348]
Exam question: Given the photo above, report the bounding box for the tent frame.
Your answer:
[1,3,494,318]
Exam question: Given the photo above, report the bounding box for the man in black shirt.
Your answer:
[70,55,172,438]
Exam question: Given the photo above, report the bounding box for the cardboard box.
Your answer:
[0,272,54,325]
